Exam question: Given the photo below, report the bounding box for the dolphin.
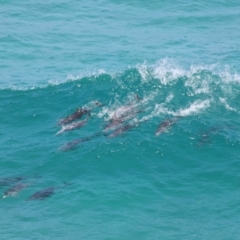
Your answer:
[197,126,220,146]
[3,183,30,198]
[111,104,137,119]
[60,132,102,151]
[57,119,87,135]
[58,108,90,125]
[107,124,135,138]
[27,187,56,201]
[104,117,125,132]
[60,137,91,151]
[104,101,143,132]
[0,176,26,187]
[155,117,180,136]
[27,183,72,201]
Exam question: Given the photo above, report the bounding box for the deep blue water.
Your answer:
[1,1,240,239]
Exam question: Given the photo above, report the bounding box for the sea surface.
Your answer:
[1,1,240,239]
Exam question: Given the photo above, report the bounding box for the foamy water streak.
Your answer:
[219,98,238,113]
[177,100,211,117]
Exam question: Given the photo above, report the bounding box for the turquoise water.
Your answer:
[1,1,240,239]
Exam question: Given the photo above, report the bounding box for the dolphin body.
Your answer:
[104,109,144,132]
[3,183,30,198]
[27,187,56,201]
[104,99,143,132]
[58,108,90,125]
[60,137,91,151]
[57,119,87,135]
[27,183,72,201]
[104,117,125,132]
[111,104,137,119]
[107,124,135,138]
[155,117,180,136]
[197,126,220,146]
[0,176,26,187]
[60,132,102,151]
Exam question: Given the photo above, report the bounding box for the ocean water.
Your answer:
[1,1,240,239]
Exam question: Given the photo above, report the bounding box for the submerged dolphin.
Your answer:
[60,132,102,151]
[3,183,30,198]
[60,137,91,151]
[104,117,125,132]
[27,187,56,201]
[0,176,26,187]
[27,183,71,201]
[155,117,180,136]
[57,119,87,135]
[111,104,137,119]
[108,94,141,121]
[107,124,135,138]
[104,109,144,132]
[58,108,90,125]
[104,97,143,132]
[197,126,220,146]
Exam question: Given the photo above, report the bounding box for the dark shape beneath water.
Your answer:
[60,132,102,151]
[155,116,180,136]
[3,183,30,198]
[107,124,135,138]
[197,126,220,146]
[0,176,26,187]
[27,187,56,201]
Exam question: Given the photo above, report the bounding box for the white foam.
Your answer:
[130,98,211,127]
[154,103,175,116]
[219,66,240,83]
[185,75,210,95]
[136,61,149,82]
[48,69,108,86]
[177,100,211,117]
[166,93,174,103]
[152,58,186,85]
[67,69,106,81]
[219,98,238,113]
[3,59,240,93]
[97,106,110,119]
[153,99,210,118]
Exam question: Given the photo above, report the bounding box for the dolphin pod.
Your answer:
[1,98,185,202]
[1,98,215,203]
[0,175,41,200]
[0,178,71,201]
[56,96,147,151]
[56,98,184,151]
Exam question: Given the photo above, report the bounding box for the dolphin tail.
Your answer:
[56,130,63,135]
[56,126,66,135]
